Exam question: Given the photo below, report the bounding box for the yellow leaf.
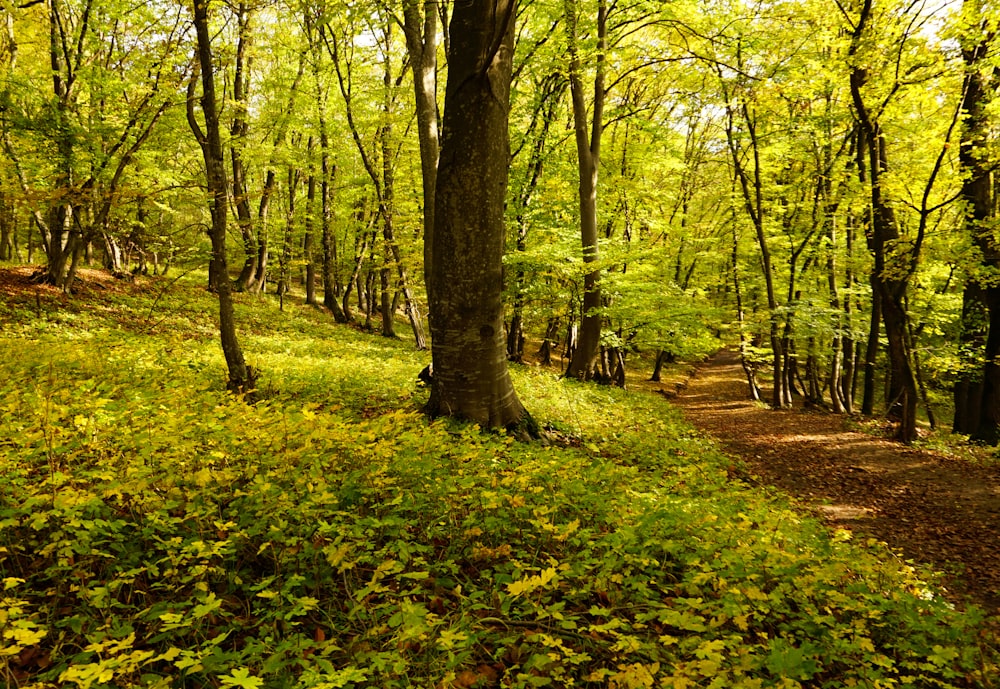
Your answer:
[506,567,558,597]
[697,659,720,676]
[4,626,46,649]
[2,577,24,590]
[155,647,182,662]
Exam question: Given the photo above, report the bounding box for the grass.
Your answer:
[0,266,997,688]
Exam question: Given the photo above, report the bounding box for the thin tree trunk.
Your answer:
[564,0,606,381]
[841,211,858,412]
[304,163,317,306]
[277,164,299,299]
[732,216,762,402]
[190,0,254,397]
[861,272,881,417]
[401,0,439,302]
[538,317,561,366]
[229,3,257,293]
[507,74,566,362]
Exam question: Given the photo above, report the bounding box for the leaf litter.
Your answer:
[670,348,1000,615]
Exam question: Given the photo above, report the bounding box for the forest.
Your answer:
[2,0,1000,686]
[8,0,1000,442]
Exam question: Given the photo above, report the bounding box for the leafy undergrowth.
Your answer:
[0,269,997,688]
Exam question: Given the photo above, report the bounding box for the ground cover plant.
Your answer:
[0,270,997,688]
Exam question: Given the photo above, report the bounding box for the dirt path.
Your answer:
[669,349,1000,614]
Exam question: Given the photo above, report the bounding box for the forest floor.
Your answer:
[5,262,998,616]
[666,348,1000,616]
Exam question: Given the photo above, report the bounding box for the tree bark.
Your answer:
[229,2,259,293]
[563,0,606,381]
[955,284,986,434]
[400,0,439,274]
[955,4,1000,443]
[848,0,918,441]
[191,0,254,397]
[425,0,530,431]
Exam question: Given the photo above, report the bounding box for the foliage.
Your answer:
[0,275,995,688]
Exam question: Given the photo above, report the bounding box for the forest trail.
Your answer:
[668,348,1000,615]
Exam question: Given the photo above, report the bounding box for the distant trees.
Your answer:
[0,0,185,290]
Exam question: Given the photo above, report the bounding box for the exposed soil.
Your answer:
[0,265,150,302]
[668,348,1000,615]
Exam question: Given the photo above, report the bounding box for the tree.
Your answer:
[717,58,787,408]
[425,0,531,432]
[190,0,255,397]
[398,0,439,260]
[302,7,348,322]
[562,0,608,381]
[953,0,999,442]
[845,0,954,442]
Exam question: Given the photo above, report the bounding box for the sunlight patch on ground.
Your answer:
[815,504,874,520]
[775,432,858,444]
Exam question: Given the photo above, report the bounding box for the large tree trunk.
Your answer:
[955,284,987,434]
[956,5,1000,442]
[425,0,529,431]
